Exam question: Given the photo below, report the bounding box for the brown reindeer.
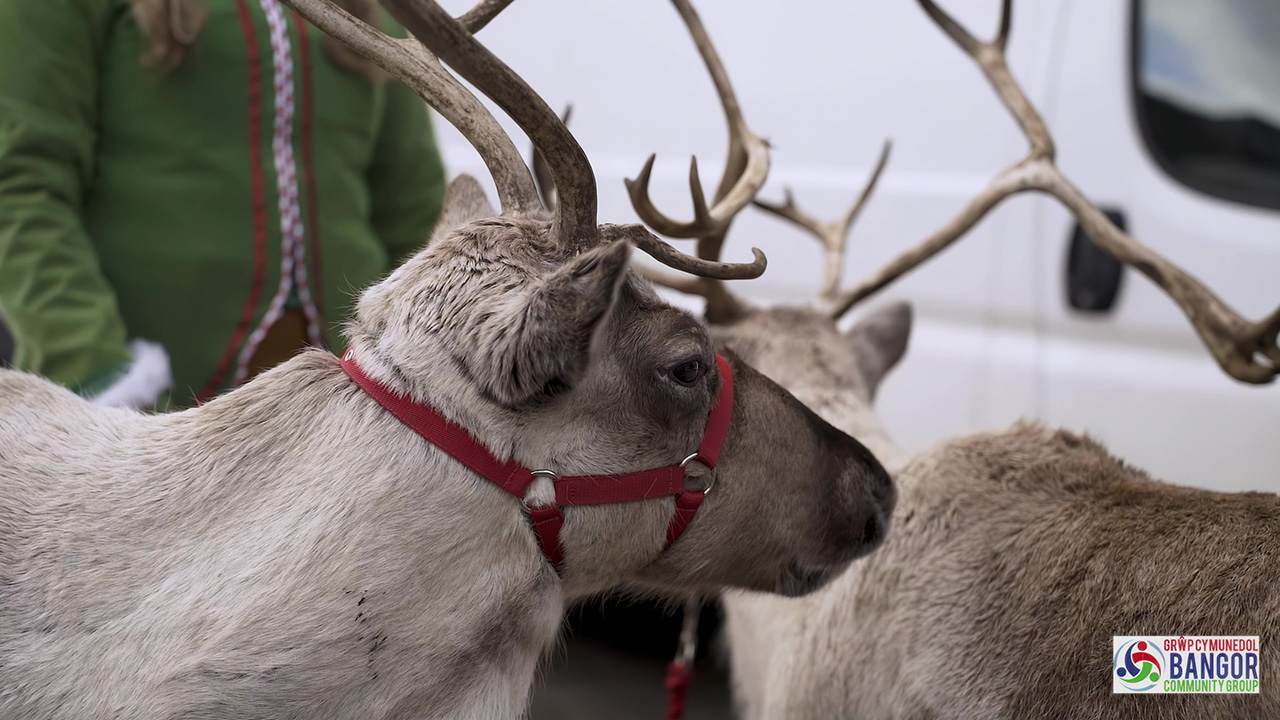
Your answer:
[633,2,1279,718]
[0,2,896,718]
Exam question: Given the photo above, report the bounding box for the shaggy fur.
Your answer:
[1,356,557,720]
[716,304,1280,720]
[0,177,893,719]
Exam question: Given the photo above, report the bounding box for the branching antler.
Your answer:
[627,0,770,322]
[289,0,764,281]
[754,140,891,309]
[457,0,515,33]
[532,105,573,211]
[379,0,599,248]
[831,0,1279,384]
[281,0,540,213]
[625,0,770,242]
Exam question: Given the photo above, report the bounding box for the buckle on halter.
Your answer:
[680,453,716,495]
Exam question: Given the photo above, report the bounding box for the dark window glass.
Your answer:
[1132,0,1280,210]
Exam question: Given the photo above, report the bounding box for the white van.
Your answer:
[435,0,1280,492]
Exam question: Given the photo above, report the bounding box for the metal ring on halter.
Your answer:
[680,453,715,495]
[523,469,560,509]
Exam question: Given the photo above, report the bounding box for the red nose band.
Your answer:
[340,351,735,570]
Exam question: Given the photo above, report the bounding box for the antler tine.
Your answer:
[602,224,766,280]
[381,0,598,249]
[832,0,1278,384]
[531,105,573,211]
[457,0,515,33]
[753,189,825,242]
[753,140,891,303]
[838,140,893,239]
[282,0,539,213]
[917,0,1050,160]
[624,0,771,243]
[632,234,759,322]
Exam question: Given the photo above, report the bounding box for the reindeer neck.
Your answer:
[152,352,565,715]
[339,339,530,467]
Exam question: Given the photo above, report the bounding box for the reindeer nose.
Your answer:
[854,451,894,555]
[868,467,896,528]
[860,508,885,549]
[798,419,895,565]
[845,473,892,559]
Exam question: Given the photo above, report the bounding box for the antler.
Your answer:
[289,0,764,280]
[754,140,891,309]
[627,0,770,322]
[457,0,515,33]
[281,0,539,214]
[625,0,770,241]
[378,0,599,249]
[531,105,573,211]
[830,0,1279,385]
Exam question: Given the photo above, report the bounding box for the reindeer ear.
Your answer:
[846,301,912,399]
[431,175,497,242]
[482,240,631,405]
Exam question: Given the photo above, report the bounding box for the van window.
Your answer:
[1132,0,1280,210]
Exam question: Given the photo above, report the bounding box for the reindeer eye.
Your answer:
[669,359,705,387]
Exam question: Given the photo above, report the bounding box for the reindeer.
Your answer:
[0,1,897,718]
[629,1,1280,717]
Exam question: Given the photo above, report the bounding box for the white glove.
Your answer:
[89,339,173,410]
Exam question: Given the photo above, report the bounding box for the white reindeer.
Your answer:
[631,2,1279,717]
[0,2,897,718]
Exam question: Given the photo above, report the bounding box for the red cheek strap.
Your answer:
[341,352,735,572]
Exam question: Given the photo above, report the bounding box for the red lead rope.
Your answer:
[664,660,694,720]
[340,352,735,568]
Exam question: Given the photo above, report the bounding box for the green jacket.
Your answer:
[0,0,445,405]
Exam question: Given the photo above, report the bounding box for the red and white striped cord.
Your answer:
[235,0,323,384]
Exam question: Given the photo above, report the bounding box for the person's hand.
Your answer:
[89,339,172,410]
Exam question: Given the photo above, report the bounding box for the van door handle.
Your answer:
[1065,207,1126,313]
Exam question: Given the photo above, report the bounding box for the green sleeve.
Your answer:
[0,0,131,390]
[367,79,447,267]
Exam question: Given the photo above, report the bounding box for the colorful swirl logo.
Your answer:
[1115,639,1164,691]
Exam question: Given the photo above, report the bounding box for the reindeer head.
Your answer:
[287,0,894,598]
[714,141,913,447]
[622,21,911,464]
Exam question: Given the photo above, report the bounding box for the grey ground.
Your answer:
[531,635,733,720]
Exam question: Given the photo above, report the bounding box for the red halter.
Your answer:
[340,351,735,569]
